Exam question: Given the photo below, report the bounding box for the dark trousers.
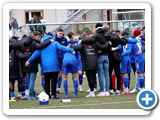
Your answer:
[85,70,96,91]
[131,63,136,75]
[43,72,58,98]
[109,60,121,90]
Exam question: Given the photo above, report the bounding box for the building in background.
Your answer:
[9,9,116,36]
[9,9,144,37]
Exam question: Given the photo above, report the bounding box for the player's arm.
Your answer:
[56,42,74,53]
[25,50,41,66]
[126,38,137,44]
[111,44,122,51]
[16,49,30,60]
[70,44,83,51]
[96,41,111,50]
[121,44,132,56]
[82,35,96,44]
[33,38,53,50]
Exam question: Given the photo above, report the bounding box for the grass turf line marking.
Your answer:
[28,100,136,109]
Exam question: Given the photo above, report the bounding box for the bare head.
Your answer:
[57,28,64,38]
[67,32,75,42]
[33,31,41,41]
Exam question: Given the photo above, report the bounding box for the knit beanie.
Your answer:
[133,29,141,37]
[95,23,102,28]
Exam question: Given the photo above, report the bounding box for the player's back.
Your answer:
[67,40,81,62]
[132,39,145,60]
[63,52,77,63]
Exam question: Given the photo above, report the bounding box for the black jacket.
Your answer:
[82,28,111,56]
[109,33,121,61]
[9,38,30,78]
[9,36,52,73]
[70,37,110,71]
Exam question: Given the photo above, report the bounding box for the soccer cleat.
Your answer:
[56,89,62,93]
[97,92,105,97]
[86,89,90,92]
[94,88,100,92]
[9,97,17,102]
[109,89,114,95]
[79,86,83,92]
[130,89,139,93]
[21,96,28,100]
[139,88,145,91]
[74,94,79,98]
[25,89,29,97]
[51,95,60,99]
[116,90,120,95]
[121,91,130,95]
[85,93,95,98]
[11,97,17,100]
[17,92,22,99]
[86,88,98,92]
[63,95,69,99]
[105,91,110,96]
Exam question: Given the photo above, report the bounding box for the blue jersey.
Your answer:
[130,37,145,73]
[126,36,138,64]
[67,40,81,63]
[120,43,132,74]
[132,39,145,60]
[53,33,68,63]
[120,43,132,59]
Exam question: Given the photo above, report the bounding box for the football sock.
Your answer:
[10,92,15,98]
[79,75,83,86]
[41,77,45,90]
[139,76,145,89]
[123,76,129,91]
[20,91,25,97]
[73,80,78,96]
[23,80,29,90]
[57,76,62,89]
[63,80,68,96]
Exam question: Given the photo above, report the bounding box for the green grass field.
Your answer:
[9,72,140,109]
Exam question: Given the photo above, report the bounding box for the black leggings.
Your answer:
[43,72,58,98]
[109,60,121,90]
[85,70,96,91]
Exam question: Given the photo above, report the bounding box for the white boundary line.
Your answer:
[27,100,137,109]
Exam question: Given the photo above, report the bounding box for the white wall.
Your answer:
[44,9,68,32]
[86,9,100,21]
[11,9,25,26]
[44,9,68,23]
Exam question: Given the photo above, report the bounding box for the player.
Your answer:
[53,28,68,93]
[62,51,79,98]
[67,32,83,92]
[131,29,145,90]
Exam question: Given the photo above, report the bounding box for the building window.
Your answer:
[24,10,44,24]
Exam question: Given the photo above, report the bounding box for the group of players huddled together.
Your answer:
[9,23,145,100]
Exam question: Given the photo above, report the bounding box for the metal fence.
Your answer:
[13,19,145,38]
